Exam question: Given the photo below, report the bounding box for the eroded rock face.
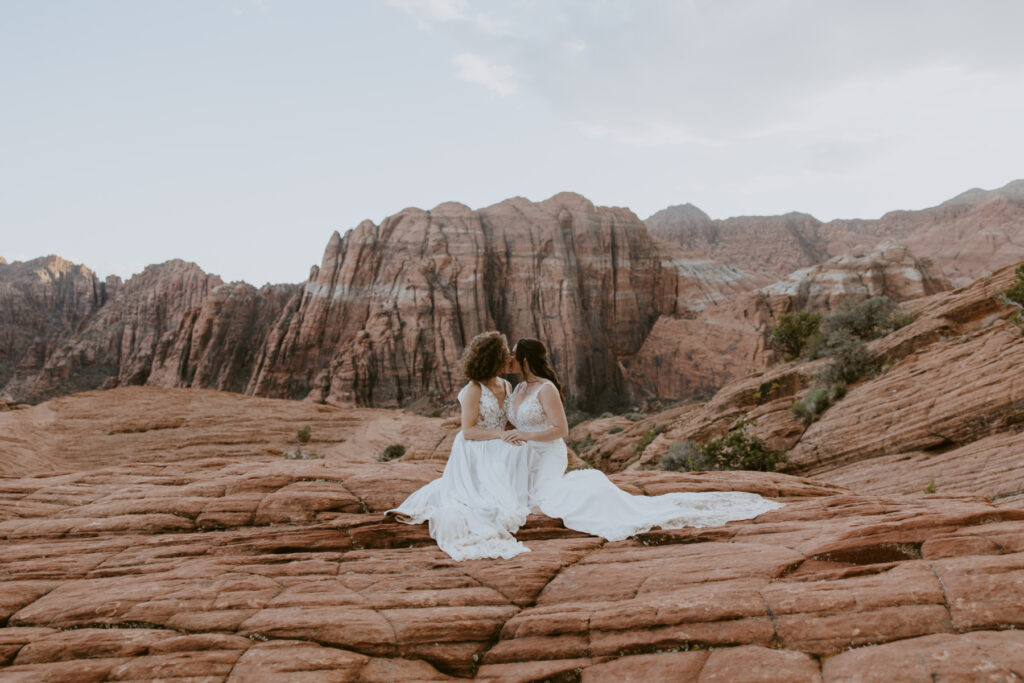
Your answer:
[249,193,758,410]
[647,208,830,279]
[614,260,1024,508]
[650,179,1024,287]
[0,256,118,395]
[626,242,952,402]
[1,260,299,404]
[2,387,1024,680]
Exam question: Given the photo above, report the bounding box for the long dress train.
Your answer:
[386,380,532,560]
[509,380,784,541]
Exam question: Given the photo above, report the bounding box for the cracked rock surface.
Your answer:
[3,388,1024,680]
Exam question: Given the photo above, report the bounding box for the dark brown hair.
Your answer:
[461,331,510,382]
[514,338,564,401]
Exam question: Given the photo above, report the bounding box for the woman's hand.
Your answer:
[502,429,527,445]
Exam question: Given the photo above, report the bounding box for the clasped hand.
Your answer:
[501,429,527,445]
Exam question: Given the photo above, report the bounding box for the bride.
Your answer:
[386,331,533,561]
[389,332,783,561]
[503,338,783,542]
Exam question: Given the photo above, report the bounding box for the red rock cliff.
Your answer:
[249,193,759,410]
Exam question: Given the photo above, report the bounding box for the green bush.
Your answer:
[818,337,876,385]
[297,426,312,444]
[1003,263,1024,329]
[790,383,846,425]
[822,296,909,347]
[378,444,406,462]
[634,425,664,456]
[768,311,823,360]
[608,425,624,434]
[660,423,785,473]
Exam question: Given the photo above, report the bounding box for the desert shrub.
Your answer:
[924,478,937,494]
[790,383,846,425]
[660,422,785,473]
[297,426,312,444]
[1003,263,1024,329]
[608,425,624,434]
[378,444,406,462]
[822,296,909,347]
[768,312,823,360]
[428,409,441,418]
[659,440,708,472]
[818,336,876,385]
[634,425,664,456]
[568,433,595,455]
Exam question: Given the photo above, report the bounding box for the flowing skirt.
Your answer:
[386,433,532,561]
[526,439,784,541]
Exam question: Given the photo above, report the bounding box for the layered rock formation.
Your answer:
[2,387,1024,679]
[0,256,119,393]
[625,241,951,401]
[647,207,830,278]
[606,261,1024,507]
[248,193,758,410]
[1,259,298,404]
[649,178,1024,286]
[1,195,759,409]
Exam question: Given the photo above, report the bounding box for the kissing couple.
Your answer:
[387,331,782,561]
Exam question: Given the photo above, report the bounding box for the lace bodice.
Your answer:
[457,380,508,431]
[508,380,554,432]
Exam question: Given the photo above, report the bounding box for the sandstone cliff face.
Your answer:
[249,193,759,410]
[0,256,118,393]
[610,260,1024,507]
[625,242,951,402]
[2,387,1024,679]
[1,260,298,403]
[649,179,1024,286]
[647,207,829,278]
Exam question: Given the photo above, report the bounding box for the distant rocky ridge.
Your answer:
[3,181,1022,408]
[648,179,1024,286]
[0,194,759,409]
[625,241,952,400]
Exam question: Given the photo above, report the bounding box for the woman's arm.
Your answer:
[502,384,569,442]
[460,382,505,441]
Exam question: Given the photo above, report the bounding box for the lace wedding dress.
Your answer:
[509,380,784,541]
[386,380,532,561]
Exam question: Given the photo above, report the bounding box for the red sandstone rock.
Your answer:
[247,193,759,410]
[650,179,1024,287]
[626,241,951,402]
[2,387,1024,679]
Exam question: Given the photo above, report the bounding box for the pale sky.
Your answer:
[2,0,1023,285]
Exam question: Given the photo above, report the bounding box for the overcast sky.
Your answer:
[3,0,1023,285]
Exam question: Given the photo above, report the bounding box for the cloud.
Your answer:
[388,0,1024,149]
[453,52,518,96]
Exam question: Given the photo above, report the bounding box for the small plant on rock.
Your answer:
[767,311,823,360]
[1002,263,1024,331]
[297,426,312,444]
[789,382,847,425]
[660,420,785,473]
[378,443,406,462]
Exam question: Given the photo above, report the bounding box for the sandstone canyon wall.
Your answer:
[626,241,952,401]
[248,193,759,410]
[648,179,1024,286]
[0,258,298,404]
[1,194,759,409]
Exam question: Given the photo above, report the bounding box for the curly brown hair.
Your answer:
[461,331,510,382]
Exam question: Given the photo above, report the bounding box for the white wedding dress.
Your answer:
[509,380,784,541]
[387,380,533,561]
[388,378,784,561]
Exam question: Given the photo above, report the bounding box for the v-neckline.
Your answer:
[479,380,506,406]
[512,379,546,413]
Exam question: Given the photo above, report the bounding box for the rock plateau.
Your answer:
[2,387,1024,680]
